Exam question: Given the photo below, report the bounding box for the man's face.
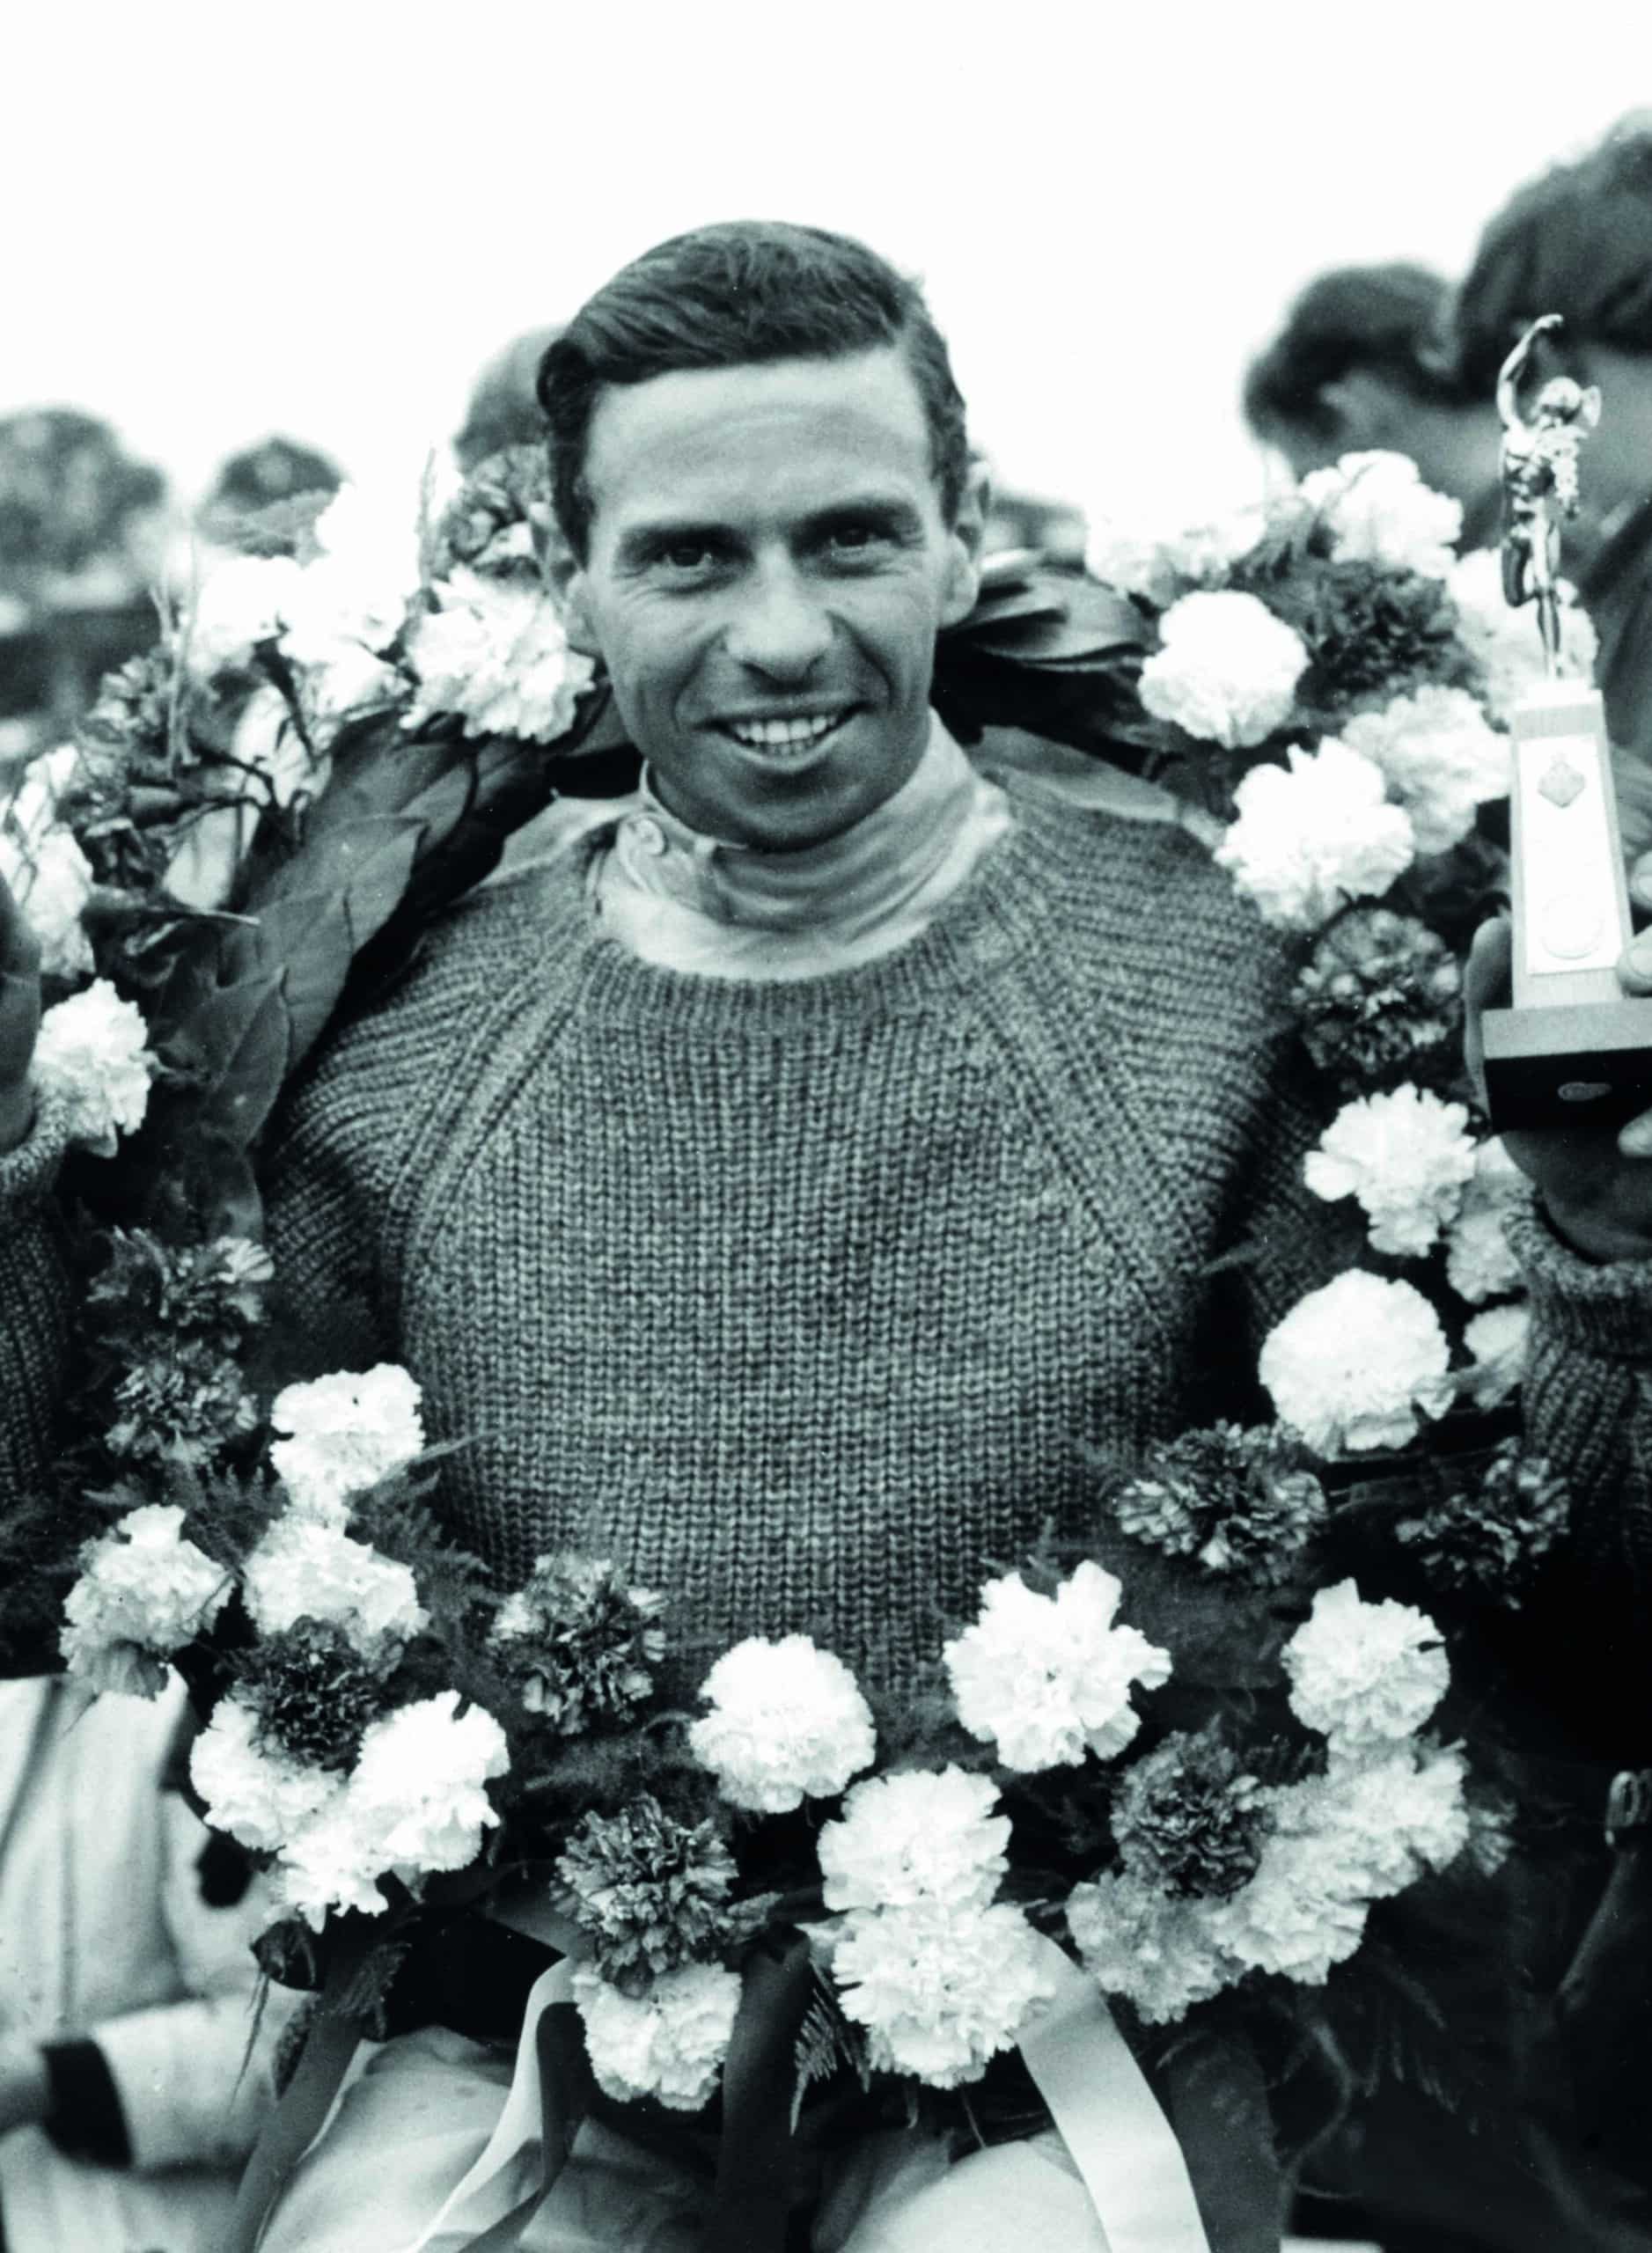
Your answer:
[560,348,984,849]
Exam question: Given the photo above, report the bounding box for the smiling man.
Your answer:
[556,345,980,851]
[7,220,1652,2250]
[246,217,1346,2249]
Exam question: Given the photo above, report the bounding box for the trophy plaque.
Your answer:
[1477,318,1652,1133]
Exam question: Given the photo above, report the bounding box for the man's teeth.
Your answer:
[725,714,841,748]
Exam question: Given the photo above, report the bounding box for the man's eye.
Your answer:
[660,541,718,572]
[826,524,889,560]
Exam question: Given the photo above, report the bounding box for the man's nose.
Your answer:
[723,561,833,679]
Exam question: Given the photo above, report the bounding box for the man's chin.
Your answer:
[646,724,905,845]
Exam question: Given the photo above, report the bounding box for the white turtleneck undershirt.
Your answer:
[587,716,1013,980]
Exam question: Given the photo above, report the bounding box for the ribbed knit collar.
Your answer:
[618,716,992,940]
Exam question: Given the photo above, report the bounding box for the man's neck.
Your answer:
[591,714,1013,975]
[631,716,982,928]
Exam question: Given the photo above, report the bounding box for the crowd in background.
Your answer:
[4,106,1652,2253]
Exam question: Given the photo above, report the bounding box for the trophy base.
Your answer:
[1481,1000,1652,1133]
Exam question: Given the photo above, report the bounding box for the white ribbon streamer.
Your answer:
[1018,1939,1212,2253]
[396,1958,576,2253]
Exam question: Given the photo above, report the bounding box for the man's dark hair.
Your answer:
[1455,117,1652,399]
[1243,263,1470,444]
[537,220,970,558]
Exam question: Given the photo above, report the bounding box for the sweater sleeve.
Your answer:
[1505,1192,1652,1597]
[1236,1069,1354,1356]
[261,1046,403,1371]
[0,1091,73,1510]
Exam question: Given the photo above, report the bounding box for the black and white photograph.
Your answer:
[4,9,1652,2249]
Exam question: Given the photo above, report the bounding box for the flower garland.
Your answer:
[1089,450,1596,1531]
[57,1361,1484,2123]
[8,439,1596,2244]
[0,445,596,1209]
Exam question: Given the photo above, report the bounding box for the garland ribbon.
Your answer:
[702,1930,819,2253]
[1017,1938,1213,2253]
[230,1924,380,2253]
[394,1957,583,2253]
[239,1931,1215,2251]
[391,1936,819,2253]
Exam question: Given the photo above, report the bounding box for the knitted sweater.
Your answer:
[6,779,1652,1696]
[260,785,1331,1678]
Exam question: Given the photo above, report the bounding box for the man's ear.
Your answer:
[547,547,601,657]
[940,456,992,627]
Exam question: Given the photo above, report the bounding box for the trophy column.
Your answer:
[1476,320,1652,1132]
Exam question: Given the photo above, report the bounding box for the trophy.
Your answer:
[1478,317,1652,1132]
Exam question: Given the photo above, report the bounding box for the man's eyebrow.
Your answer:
[804,495,926,534]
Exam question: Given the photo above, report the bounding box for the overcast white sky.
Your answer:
[5,3,1648,527]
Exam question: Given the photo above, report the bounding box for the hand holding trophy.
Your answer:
[1476,318,1652,1134]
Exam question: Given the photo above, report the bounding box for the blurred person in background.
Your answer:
[1454,115,1652,840]
[452,324,560,473]
[0,1672,294,2252]
[0,410,167,759]
[1245,263,1503,545]
[197,435,344,551]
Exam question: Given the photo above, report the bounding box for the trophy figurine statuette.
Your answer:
[1478,315,1652,1133]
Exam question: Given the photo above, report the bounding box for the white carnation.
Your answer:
[1283,1578,1450,1749]
[12,828,94,977]
[1139,590,1309,750]
[1449,547,1598,724]
[301,643,403,737]
[1300,451,1461,580]
[184,555,305,677]
[1163,504,1270,584]
[1216,740,1415,932]
[1303,1083,1478,1258]
[573,1962,742,2112]
[346,1690,508,1877]
[1259,1271,1454,1456]
[33,980,155,1156]
[404,570,594,743]
[274,1790,397,1930]
[241,1514,428,1648]
[0,745,93,977]
[1340,684,1509,856]
[1085,504,1267,607]
[1066,1870,1234,2024]
[688,1635,876,1813]
[280,482,420,662]
[207,1688,509,1928]
[268,1364,426,1523]
[828,1899,1056,2087]
[1204,1818,1371,1985]
[1445,1141,1525,1305]
[1184,1738,1469,1990]
[61,1502,231,1695]
[819,1767,1010,1914]
[943,1561,1171,1772]
[1084,519,1183,608]
[190,1692,339,1853]
[1311,1743,1471,1892]
[1462,1302,1531,1409]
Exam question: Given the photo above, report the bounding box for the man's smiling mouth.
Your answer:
[716,710,855,755]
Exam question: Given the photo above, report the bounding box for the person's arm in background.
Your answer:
[0,880,72,1517]
[76,1781,298,2172]
[1465,912,1652,1595]
[0,1728,297,2174]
